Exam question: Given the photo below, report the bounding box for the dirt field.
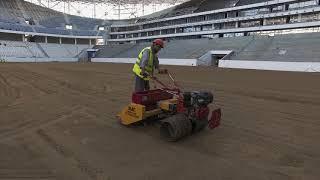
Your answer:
[0,62,319,180]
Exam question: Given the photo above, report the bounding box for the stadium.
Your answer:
[0,0,320,179]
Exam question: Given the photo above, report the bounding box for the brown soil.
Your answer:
[0,62,319,180]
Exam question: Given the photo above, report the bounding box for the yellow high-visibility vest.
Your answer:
[132,47,154,80]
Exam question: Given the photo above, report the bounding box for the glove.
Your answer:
[158,69,168,74]
[141,71,149,78]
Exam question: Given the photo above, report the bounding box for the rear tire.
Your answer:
[160,114,192,142]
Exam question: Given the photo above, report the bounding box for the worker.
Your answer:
[132,39,167,92]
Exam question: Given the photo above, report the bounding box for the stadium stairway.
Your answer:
[35,43,50,58]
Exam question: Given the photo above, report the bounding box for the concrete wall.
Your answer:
[2,57,78,62]
[91,58,197,66]
[219,60,320,72]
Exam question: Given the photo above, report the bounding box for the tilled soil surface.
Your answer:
[0,63,319,180]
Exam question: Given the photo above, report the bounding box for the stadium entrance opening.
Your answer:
[211,54,226,67]
[209,50,234,67]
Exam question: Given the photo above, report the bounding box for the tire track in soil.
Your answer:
[8,69,57,95]
[9,66,131,110]
[0,105,84,143]
[212,93,320,153]
[181,80,320,122]
[180,80,320,106]
[215,95,320,125]
[0,63,319,180]
[0,71,21,99]
[36,129,105,180]
[11,66,129,100]
[0,142,56,180]
[215,107,320,158]
[0,72,9,97]
[52,107,296,180]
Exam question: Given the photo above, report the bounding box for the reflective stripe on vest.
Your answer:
[132,47,154,80]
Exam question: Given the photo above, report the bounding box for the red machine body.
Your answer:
[132,89,173,110]
[131,72,221,132]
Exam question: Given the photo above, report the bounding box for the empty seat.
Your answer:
[0,0,105,36]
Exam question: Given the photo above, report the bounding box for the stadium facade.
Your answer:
[108,0,320,43]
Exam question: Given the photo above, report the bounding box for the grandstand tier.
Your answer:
[95,32,320,62]
[0,0,107,37]
[109,0,320,44]
[0,40,92,59]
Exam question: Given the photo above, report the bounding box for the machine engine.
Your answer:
[183,91,213,107]
[182,91,214,132]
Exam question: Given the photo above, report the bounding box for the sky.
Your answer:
[24,0,182,19]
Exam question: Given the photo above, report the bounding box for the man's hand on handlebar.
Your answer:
[158,69,168,74]
[140,71,150,78]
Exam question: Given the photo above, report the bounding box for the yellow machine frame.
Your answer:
[117,99,178,125]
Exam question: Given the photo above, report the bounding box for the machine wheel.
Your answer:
[192,119,207,133]
[160,114,192,142]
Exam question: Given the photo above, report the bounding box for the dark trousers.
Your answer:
[135,75,150,92]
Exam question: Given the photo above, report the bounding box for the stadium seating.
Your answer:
[95,43,138,58]
[21,0,104,31]
[0,40,91,59]
[194,0,232,13]
[95,36,253,59]
[136,0,237,21]
[137,0,278,21]
[0,21,34,32]
[0,0,106,36]
[65,44,92,57]
[231,36,273,60]
[2,33,318,61]
[236,0,267,6]
[39,43,92,58]
[0,40,45,58]
[95,32,320,62]
[231,33,320,62]
[105,43,149,58]
[25,41,47,57]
